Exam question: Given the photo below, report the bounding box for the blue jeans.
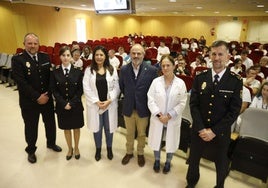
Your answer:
[94,110,113,148]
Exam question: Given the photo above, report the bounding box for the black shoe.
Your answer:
[47,145,62,152]
[75,154,80,160]
[153,160,160,173]
[28,153,37,163]
[137,155,145,167]
[163,162,170,174]
[95,148,101,161]
[107,147,113,160]
[66,148,73,160]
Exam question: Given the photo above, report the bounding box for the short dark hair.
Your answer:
[211,40,229,52]
[160,54,175,65]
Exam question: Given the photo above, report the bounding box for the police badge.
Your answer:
[201,82,206,90]
[26,62,30,68]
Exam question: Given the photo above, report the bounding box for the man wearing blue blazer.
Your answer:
[119,44,158,167]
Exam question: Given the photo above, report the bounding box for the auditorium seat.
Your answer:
[176,75,193,92]
[229,108,268,183]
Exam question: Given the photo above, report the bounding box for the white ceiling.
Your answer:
[8,0,268,16]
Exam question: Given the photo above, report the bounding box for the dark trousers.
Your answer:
[186,130,230,188]
[21,102,56,154]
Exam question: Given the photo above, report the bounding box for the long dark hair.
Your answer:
[90,45,114,75]
[257,82,268,98]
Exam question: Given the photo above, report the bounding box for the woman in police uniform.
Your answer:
[50,46,84,160]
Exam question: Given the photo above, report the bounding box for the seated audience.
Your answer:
[198,35,206,49]
[190,55,203,70]
[249,82,268,110]
[71,49,83,68]
[157,41,170,62]
[243,66,261,96]
[115,46,128,59]
[148,41,157,49]
[230,58,243,75]
[81,45,93,60]
[181,39,189,56]
[230,48,241,60]
[259,56,268,68]
[108,49,120,69]
[255,44,267,56]
[241,49,253,70]
[174,59,191,76]
[189,38,198,52]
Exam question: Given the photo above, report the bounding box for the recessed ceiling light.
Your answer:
[257,5,264,8]
[169,0,177,2]
[265,10,268,13]
[151,7,156,10]
[196,6,203,9]
[80,4,87,7]
[214,11,220,14]
[227,14,232,16]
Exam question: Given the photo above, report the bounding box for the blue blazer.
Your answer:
[119,62,158,118]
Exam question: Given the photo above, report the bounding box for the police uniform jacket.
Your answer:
[190,68,242,136]
[50,65,84,129]
[11,50,53,109]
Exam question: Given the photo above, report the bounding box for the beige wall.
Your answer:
[0,1,268,54]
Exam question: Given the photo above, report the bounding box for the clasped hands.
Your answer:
[157,112,171,124]
[199,128,216,142]
[96,100,111,110]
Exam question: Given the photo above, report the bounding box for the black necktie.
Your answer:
[33,55,38,63]
[214,74,219,86]
[64,68,69,77]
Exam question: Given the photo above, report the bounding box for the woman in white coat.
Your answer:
[83,46,120,161]
[147,54,187,174]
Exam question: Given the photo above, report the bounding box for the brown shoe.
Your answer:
[137,155,145,167]
[121,154,134,165]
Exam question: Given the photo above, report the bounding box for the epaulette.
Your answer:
[15,52,23,56]
[74,66,83,70]
[196,69,208,76]
[230,71,242,80]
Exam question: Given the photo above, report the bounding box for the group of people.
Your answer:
[12,33,253,188]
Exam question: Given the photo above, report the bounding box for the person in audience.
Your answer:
[230,58,243,75]
[259,56,268,68]
[83,46,120,161]
[252,64,265,79]
[174,52,184,65]
[71,49,83,68]
[190,55,203,71]
[175,59,191,76]
[241,49,253,70]
[148,41,157,49]
[81,45,93,60]
[140,40,147,50]
[108,49,120,69]
[189,38,198,52]
[171,36,180,45]
[115,46,128,59]
[198,36,206,50]
[119,44,158,167]
[186,40,242,188]
[11,33,62,164]
[243,66,261,96]
[50,46,84,160]
[200,46,209,58]
[181,39,190,56]
[147,55,187,174]
[157,41,170,62]
[255,44,267,56]
[200,59,207,67]
[230,48,241,60]
[71,44,81,52]
[249,82,268,110]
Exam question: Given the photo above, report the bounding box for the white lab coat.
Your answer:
[147,76,187,152]
[83,67,120,133]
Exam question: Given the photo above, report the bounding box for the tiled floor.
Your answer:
[0,84,266,188]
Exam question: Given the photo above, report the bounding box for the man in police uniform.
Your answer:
[185,40,242,188]
[12,33,62,164]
